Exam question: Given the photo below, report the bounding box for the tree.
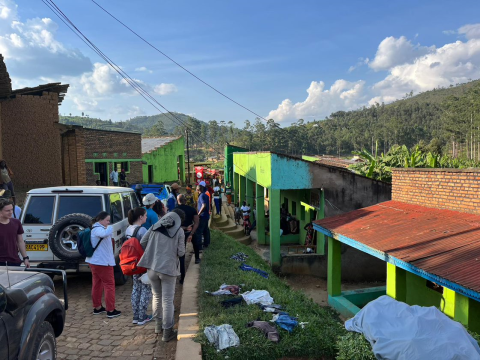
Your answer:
[144,120,166,136]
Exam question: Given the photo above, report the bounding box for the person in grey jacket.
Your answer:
[137,208,185,342]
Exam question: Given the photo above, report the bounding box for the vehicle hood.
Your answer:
[0,269,50,288]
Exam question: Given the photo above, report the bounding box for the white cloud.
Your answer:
[443,30,456,36]
[267,80,366,122]
[348,57,369,72]
[153,83,177,95]
[458,24,480,40]
[135,66,153,73]
[369,36,433,71]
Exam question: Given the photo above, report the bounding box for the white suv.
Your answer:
[22,186,140,285]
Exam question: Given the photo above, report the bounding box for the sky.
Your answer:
[2,0,480,127]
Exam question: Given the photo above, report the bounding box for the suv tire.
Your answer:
[33,321,57,360]
[49,213,92,261]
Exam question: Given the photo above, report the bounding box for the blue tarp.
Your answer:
[131,184,168,202]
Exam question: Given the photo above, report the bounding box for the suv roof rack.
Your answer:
[51,189,84,193]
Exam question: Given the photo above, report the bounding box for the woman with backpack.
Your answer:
[138,208,186,342]
[86,211,121,318]
[125,207,153,325]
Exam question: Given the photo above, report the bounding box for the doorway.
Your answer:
[95,162,108,185]
[148,165,154,183]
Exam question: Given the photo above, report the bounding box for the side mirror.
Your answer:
[0,286,6,313]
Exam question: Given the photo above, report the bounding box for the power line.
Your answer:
[43,0,226,155]
[90,0,282,129]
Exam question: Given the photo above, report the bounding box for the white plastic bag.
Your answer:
[139,272,150,285]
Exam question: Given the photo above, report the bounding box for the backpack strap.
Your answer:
[132,225,141,239]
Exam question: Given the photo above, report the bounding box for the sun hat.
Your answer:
[171,183,180,190]
[143,193,157,205]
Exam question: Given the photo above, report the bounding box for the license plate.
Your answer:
[26,244,48,251]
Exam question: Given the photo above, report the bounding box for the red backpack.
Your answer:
[119,226,147,276]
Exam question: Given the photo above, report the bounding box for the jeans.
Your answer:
[214,198,221,215]
[1,181,14,197]
[147,269,176,329]
[90,264,115,311]
[179,232,190,282]
[131,274,152,321]
[196,217,211,247]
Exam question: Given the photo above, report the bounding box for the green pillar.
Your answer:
[327,236,341,297]
[233,172,239,204]
[246,178,254,207]
[269,188,281,267]
[239,175,246,205]
[256,183,266,244]
[386,263,406,302]
[454,293,470,327]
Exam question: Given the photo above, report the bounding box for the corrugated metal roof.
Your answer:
[141,137,181,154]
[313,200,480,297]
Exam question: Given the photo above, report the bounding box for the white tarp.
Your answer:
[241,289,274,305]
[345,295,480,360]
[204,324,240,350]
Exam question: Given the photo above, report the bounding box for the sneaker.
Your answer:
[195,258,201,264]
[107,309,122,318]
[137,315,153,325]
[132,318,139,324]
[93,306,106,315]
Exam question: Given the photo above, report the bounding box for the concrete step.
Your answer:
[212,214,229,227]
[237,235,252,245]
[216,219,238,232]
[224,226,248,239]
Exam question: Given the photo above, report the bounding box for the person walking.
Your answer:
[184,185,196,208]
[177,194,199,280]
[126,207,153,325]
[86,211,121,318]
[0,197,29,268]
[119,169,127,187]
[138,209,186,341]
[110,167,119,186]
[0,160,15,204]
[195,183,211,250]
[167,183,180,212]
[142,194,159,230]
[213,183,221,216]
[225,182,232,205]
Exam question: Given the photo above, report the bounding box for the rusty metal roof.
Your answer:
[313,200,480,300]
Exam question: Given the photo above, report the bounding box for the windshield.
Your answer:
[57,196,103,220]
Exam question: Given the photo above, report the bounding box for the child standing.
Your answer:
[126,207,153,325]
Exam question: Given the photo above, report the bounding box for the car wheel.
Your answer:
[33,321,56,360]
[48,213,92,261]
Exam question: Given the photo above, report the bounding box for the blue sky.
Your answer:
[2,0,480,126]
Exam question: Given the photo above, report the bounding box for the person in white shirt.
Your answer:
[240,201,250,215]
[86,211,121,318]
[213,185,221,215]
[110,168,119,186]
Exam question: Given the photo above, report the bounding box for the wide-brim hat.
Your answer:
[152,212,182,238]
[143,193,157,205]
[171,183,180,190]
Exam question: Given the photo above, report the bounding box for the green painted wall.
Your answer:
[224,145,248,187]
[142,137,185,183]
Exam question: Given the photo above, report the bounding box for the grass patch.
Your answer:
[197,230,346,359]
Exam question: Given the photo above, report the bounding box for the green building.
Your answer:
[313,168,480,332]
[224,144,248,202]
[233,150,391,276]
[142,137,185,184]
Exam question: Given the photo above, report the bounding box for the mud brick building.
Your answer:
[61,125,143,186]
[0,55,69,189]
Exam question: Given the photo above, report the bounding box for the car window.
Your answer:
[130,193,139,209]
[23,196,55,224]
[122,193,132,215]
[109,193,124,224]
[57,196,103,220]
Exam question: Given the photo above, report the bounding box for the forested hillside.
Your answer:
[60,80,480,161]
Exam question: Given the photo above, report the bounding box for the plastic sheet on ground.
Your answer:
[345,295,480,360]
[271,313,298,332]
[205,284,241,296]
[204,324,240,350]
[241,289,274,305]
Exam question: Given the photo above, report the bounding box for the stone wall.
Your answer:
[392,168,480,214]
[0,92,63,188]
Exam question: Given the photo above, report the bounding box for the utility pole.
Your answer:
[185,128,191,185]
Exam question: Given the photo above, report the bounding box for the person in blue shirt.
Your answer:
[142,193,159,230]
[195,183,211,254]
[166,183,180,212]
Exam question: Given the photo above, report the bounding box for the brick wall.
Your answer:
[0,93,63,188]
[62,129,87,185]
[392,168,480,215]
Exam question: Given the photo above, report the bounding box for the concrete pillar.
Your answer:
[327,236,341,297]
[256,183,266,245]
[178,155,185,184]
[269,188,281,268]
[233,172,239,204]
[239,175,246,205]
[386,263,406,302]
[246,178,254,207]
[317,189,325,254]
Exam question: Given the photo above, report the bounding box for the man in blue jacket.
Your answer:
[167,183,180,212]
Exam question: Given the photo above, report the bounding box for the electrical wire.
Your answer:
[90,0,281,128]
[42,0,227,156]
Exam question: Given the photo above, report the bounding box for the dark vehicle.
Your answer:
[0,267,68,360]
